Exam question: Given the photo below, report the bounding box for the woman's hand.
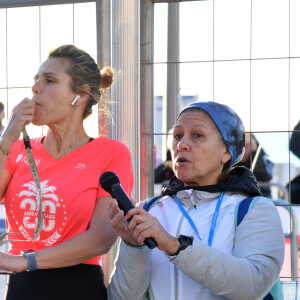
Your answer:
[109,200,180,254]
[126,208,179,254]
[0,252,28,273]
[108,200,140,247]
[1,98,35,148]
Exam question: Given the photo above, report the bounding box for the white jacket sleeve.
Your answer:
[108,240,152,300]
[169,197,285,300]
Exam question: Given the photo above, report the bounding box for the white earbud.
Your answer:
[71,95,80,106]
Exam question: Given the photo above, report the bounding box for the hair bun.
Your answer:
[100,67,113,89]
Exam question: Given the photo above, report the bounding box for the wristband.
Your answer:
[21,250,37,272]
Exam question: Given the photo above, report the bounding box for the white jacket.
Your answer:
[108,190,284,300]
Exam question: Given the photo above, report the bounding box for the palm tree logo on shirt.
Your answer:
[19,180,59,232]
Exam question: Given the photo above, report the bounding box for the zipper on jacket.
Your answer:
[174,206,194,300]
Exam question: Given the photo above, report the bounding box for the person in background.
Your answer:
[0,102,6,136]
[287,120,300,204]
[290,120,300,159]
[0,44,133,300]
[154,130,174,186]
[108,101,284,300]
[154,149,173,185]
[237,133,274,198]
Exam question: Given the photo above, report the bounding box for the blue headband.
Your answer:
[179,101,245,167]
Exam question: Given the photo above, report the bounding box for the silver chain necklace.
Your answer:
[60,135,88,157]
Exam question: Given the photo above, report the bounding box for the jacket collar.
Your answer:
[161,166,262,198]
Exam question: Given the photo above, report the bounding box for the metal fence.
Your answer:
[0,0,299,297]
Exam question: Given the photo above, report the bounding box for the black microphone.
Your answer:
[100,171,157,249]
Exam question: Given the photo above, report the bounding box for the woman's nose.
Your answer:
[177,136,190,151]
[32,81,40,95]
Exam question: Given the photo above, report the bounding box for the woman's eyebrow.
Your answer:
[193,123,208,129]
[173,123,208,130]
[34,72,56,80]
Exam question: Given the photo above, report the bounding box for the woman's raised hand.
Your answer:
[1,98,35,147]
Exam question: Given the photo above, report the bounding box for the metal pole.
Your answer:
[110,0,140,201]
[95,0,114,286]
[163,2,178,158]
[0,0,206,9]
[110,0,141,282]
[0,0,94,8]
[140,0,154,200]
[96,0,111,139]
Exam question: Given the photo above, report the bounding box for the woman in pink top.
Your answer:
[0,45,133,300]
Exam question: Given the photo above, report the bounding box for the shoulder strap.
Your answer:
[143,195,163,212]
[263,276,283,300]
[234,197,258,227]
[263,271,283,300]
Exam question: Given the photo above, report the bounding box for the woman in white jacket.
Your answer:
[108,101,284,300]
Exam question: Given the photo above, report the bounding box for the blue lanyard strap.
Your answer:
[175,194,201,240]
[174,192,225,247]
[208,192,224,246]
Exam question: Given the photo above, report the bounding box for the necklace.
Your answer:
[60,135,88,157]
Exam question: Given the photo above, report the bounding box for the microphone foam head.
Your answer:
[100,171,120,192]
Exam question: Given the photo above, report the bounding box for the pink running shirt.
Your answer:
[4,136,133,265]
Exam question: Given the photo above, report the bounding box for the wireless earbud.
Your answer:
[71,95,80,106]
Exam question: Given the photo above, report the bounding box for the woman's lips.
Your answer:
[33,100,41,106]
[175,156,190,164]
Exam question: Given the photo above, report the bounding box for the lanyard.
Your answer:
[0,128,43,248]
[174,192,224,247]
[23,127,43,240]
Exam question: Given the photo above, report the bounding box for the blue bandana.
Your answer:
[179,101,245,167]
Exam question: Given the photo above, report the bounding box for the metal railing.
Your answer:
[272,199,299,280]
[258,181,289,202]
[257,181,299,280]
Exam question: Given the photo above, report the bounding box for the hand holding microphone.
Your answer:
[100,171,157,249]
